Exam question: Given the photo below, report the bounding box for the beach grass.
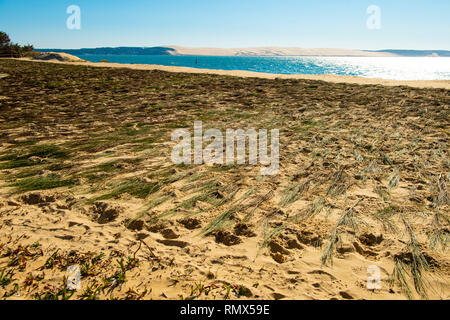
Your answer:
[0,59,448,300]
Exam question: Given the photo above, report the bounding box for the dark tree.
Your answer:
[7,43,24,57]
[0,31,11,48]
[0,32,35,57]
[22,44,34,53]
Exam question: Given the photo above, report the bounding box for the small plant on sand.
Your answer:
[189,281,207,298]
[129,195,171,225]
[202,205,239,236]
[34,278,75,300]
[93,178,160,201]
[24,272,44,287]
[390,218,431,300]
[256,223,284,258]
[125,287,148,300]
[223,284,232,300]
[125,256,139,270]
[6,245,43,270]
[3,283,20,298]
[321,227,341,267]
[374,185,390,202]
[80,281,102,300]
[0,268,14,287]
[372,205,400,233]
[201,188,253,235]
[327,167,349,198]
[80,261,97,278]
[102,258,130,293]
[322,200,363,266]
[180,178,216,192]
[243,189,273,222]
[388,168,400,191]
[427,211,449,252]
[190,183,237,210]
[427,228,448,252]
[430,173,449,209]
[297,196,331,221]
[42,250,62,270]
[279,180,310,207]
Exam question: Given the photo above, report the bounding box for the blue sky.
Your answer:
[0,0,449,50]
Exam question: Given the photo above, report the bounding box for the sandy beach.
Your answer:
[0,58,448,300]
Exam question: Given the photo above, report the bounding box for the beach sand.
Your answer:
[0,59,448,300]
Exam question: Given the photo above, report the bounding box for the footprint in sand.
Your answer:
[214,230,242,246]
[126,219,145,231]
[20,192,56,205]
[178,217,202,230]
[157,239,189,248]
[160,228,180,239]
[268,240,291,264]
[90,202,123,224]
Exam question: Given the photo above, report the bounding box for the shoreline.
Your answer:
[11,57,450,89]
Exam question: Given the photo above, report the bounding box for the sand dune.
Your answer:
[167,46,397,57]
[33,52,85,62]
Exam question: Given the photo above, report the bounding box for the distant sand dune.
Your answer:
[166,46,397,57]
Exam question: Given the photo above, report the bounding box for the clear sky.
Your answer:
[0,0,449,50]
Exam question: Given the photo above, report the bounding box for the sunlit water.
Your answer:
[77,55,450,80]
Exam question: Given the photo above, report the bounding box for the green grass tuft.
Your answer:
[10,175,75,192]
[93,178,160,201]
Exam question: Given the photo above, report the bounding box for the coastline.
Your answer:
[14,57,450,90]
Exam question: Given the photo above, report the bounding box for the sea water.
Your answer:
[76,55,450,81]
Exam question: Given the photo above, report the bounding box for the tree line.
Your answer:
[0,31,35,58]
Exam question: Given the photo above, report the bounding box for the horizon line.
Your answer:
[35,45,450,52]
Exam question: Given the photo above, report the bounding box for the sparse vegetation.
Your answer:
[390,218,432,299]
[322,200,363,266]
[92,178,160,201]
[0,59,448,300]
[0,268,14,287]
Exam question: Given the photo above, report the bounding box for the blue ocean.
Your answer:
[76,55,450,81]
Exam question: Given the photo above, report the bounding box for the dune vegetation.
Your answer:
[0,59,448,300]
